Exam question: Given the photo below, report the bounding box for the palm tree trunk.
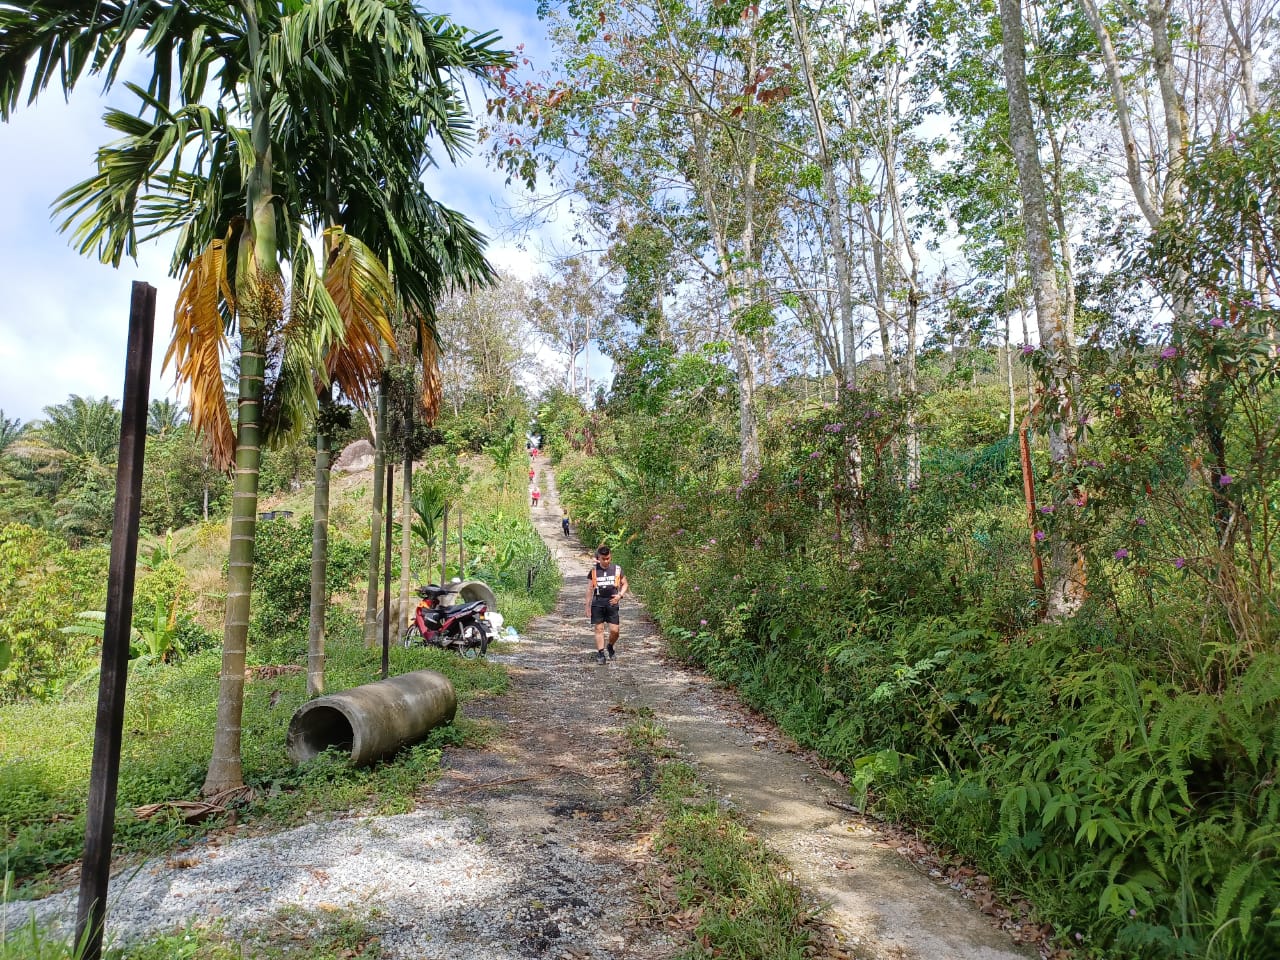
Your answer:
[399,448,412,633]
[307,426,331,697]
[363,373,388,647]
[205,19,277,795]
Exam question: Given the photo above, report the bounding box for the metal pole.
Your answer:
[75,282,155,960]
[382,464,393,679]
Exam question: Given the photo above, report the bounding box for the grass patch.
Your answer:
[0,635,507,897]
[0,902,387,960]
[624,717,823,960]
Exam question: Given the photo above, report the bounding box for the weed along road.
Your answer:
[4,466,1035,960]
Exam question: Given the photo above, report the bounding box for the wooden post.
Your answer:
[75,282,155,960]
[1019,423,1046,601]
[382,464,393,679]
[457,505,464,575]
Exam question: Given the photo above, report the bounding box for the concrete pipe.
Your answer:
[454,579,498,609]
[286,669,457,766]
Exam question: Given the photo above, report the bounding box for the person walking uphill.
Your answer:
[586,545,628,665]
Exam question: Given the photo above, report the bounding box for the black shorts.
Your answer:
[590,601,620,625]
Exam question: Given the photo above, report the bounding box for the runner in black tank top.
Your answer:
[585,544,628,664]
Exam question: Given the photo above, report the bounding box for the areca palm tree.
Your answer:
[2,0,507,796]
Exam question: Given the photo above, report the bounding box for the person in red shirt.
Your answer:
[531,485,541,507]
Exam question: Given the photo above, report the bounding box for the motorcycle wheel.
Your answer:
[402,623,423,649]
[459,623,491,660]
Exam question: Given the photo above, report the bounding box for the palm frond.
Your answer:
[418,314,443,426]
[165,237,234,470]
[322,226,395,409]
[260,235,341,446]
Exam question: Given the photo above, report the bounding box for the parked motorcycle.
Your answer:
[402,584,492,658]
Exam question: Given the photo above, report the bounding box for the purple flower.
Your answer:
[700,619,708,626]
[1134,517,1146,526]
[823,422,845,433]
[1034,531,1046,542]
[708,538,717,545]
[1210,317,1226,329]
[1159,346,1178,360]
[1114,548,1129,560]
[1021,343,1036,355]
[809,451,822,459]
[1039,505,1055,514]
[1219,473,1233,487]
[1174,557,1186,569]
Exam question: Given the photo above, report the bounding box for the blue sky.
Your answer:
[0,1,562,425]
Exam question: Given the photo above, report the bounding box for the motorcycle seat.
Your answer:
[416,584,455,601]
[442,600,484,617]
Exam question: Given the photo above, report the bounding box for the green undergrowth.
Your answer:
[625,715,822,960]
[0,629,506,898]
[557,443,1280,959]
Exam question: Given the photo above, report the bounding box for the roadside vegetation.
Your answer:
[547,327,1280,960]
[2,400,554,955]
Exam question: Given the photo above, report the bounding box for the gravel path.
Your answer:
[3,464,1039,959]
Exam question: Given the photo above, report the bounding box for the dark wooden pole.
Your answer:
[440,504,448,586]
[382,464,393,679]
[75,282,156,960]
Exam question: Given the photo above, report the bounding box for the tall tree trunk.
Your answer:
[307,423,330,697]
[1220,0,1259,117]
[363,372,388,647]
[205,12,276,797]
[689,107,761,480]
[785,0,856,388]
[1005,266,1017,435]
[999,0,1082,617]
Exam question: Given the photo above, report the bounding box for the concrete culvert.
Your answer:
[286,670,457,766]
[453,579,497,610]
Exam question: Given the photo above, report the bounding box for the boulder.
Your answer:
[334,438,376,473]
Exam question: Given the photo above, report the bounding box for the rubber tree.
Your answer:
[998,0,1083,617]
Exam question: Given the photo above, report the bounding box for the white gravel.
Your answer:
[2,808,629,958]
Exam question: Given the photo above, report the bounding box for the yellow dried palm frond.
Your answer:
[323,226,395,409]
[418,316,443,426]
[165,239,234,471]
